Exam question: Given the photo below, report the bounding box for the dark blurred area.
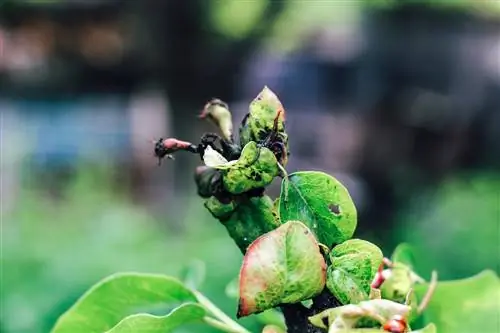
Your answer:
[1,1,499,332]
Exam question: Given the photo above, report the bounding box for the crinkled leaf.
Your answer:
[239,86,286,147]
[279,171,357,248]
[51,273,196,333]
[309,299,410,330]
[223,195,280,253]
[221,141,279,194]
[204,196,237,221]
[238,221,326,317]
[180,260,206,290]
[327,239,383,305]
[415,270,500,333]
[104,303,206,333]
[391,243,417,270]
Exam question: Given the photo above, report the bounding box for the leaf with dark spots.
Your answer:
[279,171,357,248]
[329,204,341,216]
[238,221,326,317]
[220,141,279,195]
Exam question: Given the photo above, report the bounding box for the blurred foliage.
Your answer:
[367,0,500,15]
[266,1,362,54]
[1,166,265,333]
[396,172,500,280]
[210,0,267,40]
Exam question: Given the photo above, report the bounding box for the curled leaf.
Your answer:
[220,141,280,195]
[279,171,357,248]
[204,196,237,221]
[239,86,286,147]
[199,98,234,141]
[327,239,383,305]
[238,221,326,317]
[224,195,280,253]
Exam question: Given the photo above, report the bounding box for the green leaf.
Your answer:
[380,262,414,304]
[225,277,239,299]
[415,270,500,333]
[225,278,286,329]
[239,86,287,147]
[104,303,206,333]
[326,239,383,305]
[180,260,206,290]
[279,171,357,248]
[256,309,286,329]
[220,141,280,195]
[391,243,417,269]
[204,196,237,221]
[223,195,281,253]
[415,323,437,333]
[262,324,286,333]
[238,221,326,317]
[51,273,197,333]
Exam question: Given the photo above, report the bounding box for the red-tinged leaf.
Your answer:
[238,221,326,317]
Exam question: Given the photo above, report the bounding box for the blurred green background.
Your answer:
[1,1,499,332]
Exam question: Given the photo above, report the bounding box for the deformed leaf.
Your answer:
[415,270,500,333]
[279,171,357,248]
[104,303,206,333]
[238,221,326,317]
[204,196,237,221]
[51,273,197,333]
[327,239,383,305]
[239,86,286,148]
[224,195,281,253]
[221,141,280,194]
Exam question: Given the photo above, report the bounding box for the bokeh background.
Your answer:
[1,1,499,332]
